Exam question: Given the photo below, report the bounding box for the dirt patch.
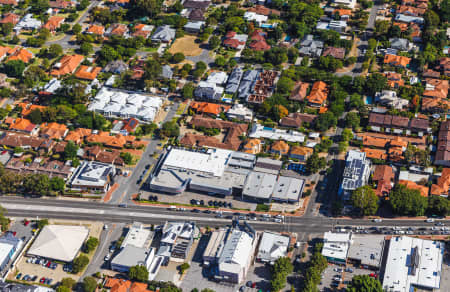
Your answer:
[168,36,202,57]
[103,183,119,202]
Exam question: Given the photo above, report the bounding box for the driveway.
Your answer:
[186,49,214,67]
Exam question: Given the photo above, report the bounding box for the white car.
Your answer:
[426,218,435,223]
[373,219,382,223]
[104,254,111,261]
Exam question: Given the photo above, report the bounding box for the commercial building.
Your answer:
[382,237,443,292]
[149,148,254,196]
[249,123,305,143]
[121,222,153,249]
[159,221,195,262]
[203,229,227,266]
[242,171,277,203]
[27,225,89,262]
[347,235,385,270]
[111,246,155,273]
[322,232,352,264]
[0,232,22,272]
[256,232,290,264]
[339,150,371,201]
[272,176,305,203]
[0,283,54,292]
[68,161,116,193]
[88,87,163,122]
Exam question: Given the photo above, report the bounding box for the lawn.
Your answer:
[168,35,202,57]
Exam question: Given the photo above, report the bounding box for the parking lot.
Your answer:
[319,263,376,291]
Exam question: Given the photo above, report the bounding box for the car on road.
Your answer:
[118,203,128,208]
[273,218,282,223]
[192,209,200,213]
[426,218,435,223]
[105,254,111,261]
[345,268,353,273]
[436,222,444,226]
[373,218,382,223]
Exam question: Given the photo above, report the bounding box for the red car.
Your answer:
[46,262,51,268]
[24,220,29,226]
[40,277,45,283]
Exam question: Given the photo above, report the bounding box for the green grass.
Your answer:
[255,204,270,212]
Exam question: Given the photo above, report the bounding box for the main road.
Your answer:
[0,197,442,233]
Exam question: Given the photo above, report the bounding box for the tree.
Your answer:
[83,276,97,292]
[48,44,63,58]
[24,65,47,88]
[29,109,43,124]
[4,60,26,78]
[60,277,76,289]
[390,184,428,216]
[272,105,289,120]
[171,52,185,63]
[1,23,13,36]
[130,0,161,18]
[276,77,295,95]
[144,59,162,80]
[72,23,82,34]
[79,42,93,55]
[424,10,440,28]
[315,112,337,132]
[0,205,10,232]
[208,35,220,49]
[64,141,78,161]
[120,152,133,164]
[271,257,293,292]
[30,0,49,13]
[84,237,99,253]
[347,275,382,292]
[341,128,353,142]
[351,186,379,216]
[214,56,226,67]
[345,112,360,129]
[23,174,50,196]
[73,255,89,273]
[179,262,190,275]
[37,218,49,229]
[50,177,65,192]
[365,73,387,95]
[56,287,71,292]
[428,196,450,217]
[182,82,195,99]
[161,121,180,137]
[306,153,326,174]
[129,265,149,282]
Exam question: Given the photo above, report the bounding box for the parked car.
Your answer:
[16,273,22,280]
[39,277,46,284]
[105,254,111,261]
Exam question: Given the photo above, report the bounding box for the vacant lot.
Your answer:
[169,36,202,56]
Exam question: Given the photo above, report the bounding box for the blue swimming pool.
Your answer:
[365,96,373,105]
[285,35,291,41]
[261,24,274,28]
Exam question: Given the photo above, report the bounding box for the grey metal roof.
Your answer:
[161,65,173,79]
[225,67,243,94]
[111,245,150,268]
[242,171,277,199]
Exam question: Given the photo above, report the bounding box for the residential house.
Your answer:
[394,14,424,24]
[190,101,230,116]
[322,47,345,59]
[188,9,206,21]
[242,138,262,154]
[397,5,426,16]
[422,69,440,79]
[225,67,243,94]
[86,131,135,149]
[40,122,68,140]
[104,278,153,292]
[389,38,411,51]
[248,29,270,51]
[423,79,449,100]
[0,13,19,25]
[184,21,204,33]
[49,0,76,9]
[110,118,139,135]
[0,132,52,151]
[289,146,313,162]
[383,72,404,88]
[248,5,280,16]
[103,60,129,74]
[439,57,450,77]
[86,24,105,36]
[421,97,450,113]
[247,70,277,103]
[43,16,64,32]
[223,31,248,50]
[316,20,347,33]
[183,0,210,9]
[7,48,33,63]
[14,14,41,32]
[151,25,176,43]
[435,121,450,167]
[226,103,253,122]
[64,128,92,145]
[333,0,356,8]
[0,0,17,5]
[289,82,310,101]
[5,157,74,180]
[9,118,38,135]
[161,65,173,79]
[270,140,289,156]
[399,180,429,197]
[372,165,394,197]
[332,8,352,20]
[299,35,323,57]
[18,103,46,117]
[306,81,328,107]
[195,81,224,100]
[75,65,102,80]
[106,23,129,37]
[280,113,316,128]
[50,54,84,77]
[374,90,409,109]
[132,23,154,38]
[384,54,411,68]
[243,12,268,26]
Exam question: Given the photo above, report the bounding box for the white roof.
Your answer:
[256,232,289,263]
[218,230,254,273]
[249,124,305,143]
[28,225,89,262]
[0,242,14,263]
[243,12,268,24]
[383,236,444,291]
[322,232,352,262]
[207,72,229,85]
[122,222,151,249]
[163,148,233,177]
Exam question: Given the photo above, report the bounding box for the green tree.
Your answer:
[345,112,360,129]
[365,73,387,95]
[48,44,63,58]
[72,23,82,34]
[56,287,71,292]
[347,275,382,292]
[24,65,47,88]
[84,237,99,253]
[171,52,185,63]
[120,152,133,164]
[351,186,379,216]
[29,108,43,124]
[64,141,78,161]
[128,265,149,282]
[73,255,89,273]
[79,42,93,55]
[315,112,337,132]
[50,177,65,192]
[4,60,26,78]
[271,257,293,292]
[30,0,49,13]
[214,56,226,67]
[179,262,190,275]
[208,35,220,49]
[60,277,76,289]
[276,77,295,95]
[144,59,162,80]
[341,128,353,142]
[37,218,49,229]
[306,153,326,174]
[0,205,10,232]
[427,196,450,217]
[1,23,12,37]
[23,174,50,196]
[130,0,161,17]
[82,276,97,292]
[390,184,428,216]
[161,121,180,137]
[182,82,195,99]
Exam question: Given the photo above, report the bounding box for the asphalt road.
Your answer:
[1,197,445,233]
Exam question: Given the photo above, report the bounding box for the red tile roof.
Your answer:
[51,54,84,76]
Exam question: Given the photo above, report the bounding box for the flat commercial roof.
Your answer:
[272,176,304,202]
[347,235,385,268]
[322,232,352,262]
[382,236,444,292]
[203,229,227,262]
[242,171,277,200]
[28,225,89,262]
[122,222,152,249]
[257,232,290,263]
[111,245,151,269]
